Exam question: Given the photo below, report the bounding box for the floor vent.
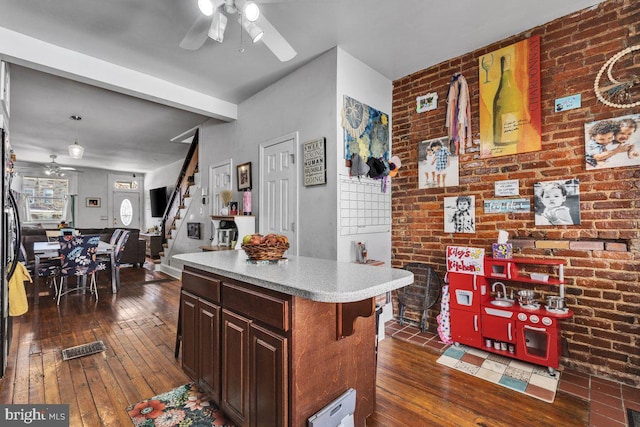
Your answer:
[62,340,107,361]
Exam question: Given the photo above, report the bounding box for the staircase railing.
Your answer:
[161,129,199,244]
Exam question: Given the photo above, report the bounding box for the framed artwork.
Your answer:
[86,197,101,208]
[303,137,326,186]
[444,195,476,233]
[418,136,459,189]
[237,162,252,191]
[416,92,438,113]
[341,95,389,162]
[584,113,640,170]
[479,35,541,158]
[187,222,201,239]
[534,179,580,226]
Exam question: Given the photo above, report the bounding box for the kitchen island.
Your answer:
[174,250,413,427]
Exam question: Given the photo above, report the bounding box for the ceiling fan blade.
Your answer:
[179,13,214,50]
[256,14,297,62]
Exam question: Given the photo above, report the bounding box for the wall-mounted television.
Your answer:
[150,186,168,218]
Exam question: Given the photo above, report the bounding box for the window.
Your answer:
[114,180,138,190]
[23,177,69,222]
[119,198,133,226]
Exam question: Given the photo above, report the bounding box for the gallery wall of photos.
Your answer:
[389,0,639,384]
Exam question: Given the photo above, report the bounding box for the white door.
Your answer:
[260,133,298,255]
[210,161,232,216]
[113,191,140,229]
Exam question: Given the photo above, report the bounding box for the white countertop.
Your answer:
[174,250,414,303]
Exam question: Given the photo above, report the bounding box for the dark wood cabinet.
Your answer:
[221,309,250,426]
[180,266,375,427]
[249,323,287,427]
[180,268,222,402]
[180,291,198,379]
[198,299,220,398]
[141,233,162,258]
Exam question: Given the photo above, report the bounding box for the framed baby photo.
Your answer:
[444,195,476,233]
[534,179,580,226]
[584,113,640,170]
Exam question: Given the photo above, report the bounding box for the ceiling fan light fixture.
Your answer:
[208,11,228,43]
[243,21,264,43]
[198,0,214,16]
[243,2,260,22]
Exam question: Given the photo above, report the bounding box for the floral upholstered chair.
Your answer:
[56,235,104,305]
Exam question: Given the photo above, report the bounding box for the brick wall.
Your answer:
[391,0,639,385]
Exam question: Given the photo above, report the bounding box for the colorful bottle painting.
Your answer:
[492,55,523,146]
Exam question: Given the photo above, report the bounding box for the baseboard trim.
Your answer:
[157,263,182,279]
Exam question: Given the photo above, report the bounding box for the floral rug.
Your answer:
[436,345,560,403]
[126,383,235,426]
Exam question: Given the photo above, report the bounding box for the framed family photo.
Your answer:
[237,162,252,191]
[86,197,101,208]
[584,113,640,170]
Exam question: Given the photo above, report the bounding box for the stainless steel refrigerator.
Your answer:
[1,127,21,378]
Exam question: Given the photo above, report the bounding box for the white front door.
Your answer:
[210,161,232,216]
[260,133,298,255]
[113,191,140,229]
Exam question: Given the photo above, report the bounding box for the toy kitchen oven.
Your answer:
[448,256,573,375]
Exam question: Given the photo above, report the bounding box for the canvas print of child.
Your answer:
[418,136,459,189]
[444,195,476,233]
[534,179,581,226]
[584,113,640,170]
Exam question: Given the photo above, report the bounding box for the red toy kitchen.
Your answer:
[447,246,573,376]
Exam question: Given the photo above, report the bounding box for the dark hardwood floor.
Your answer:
[0,263,589,426]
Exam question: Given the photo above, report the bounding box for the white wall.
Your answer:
[335,49,393,264]
[143,159,182,230]
[199,48,337,259]
[184,47,392,262]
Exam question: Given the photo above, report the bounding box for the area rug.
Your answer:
[436,344,560,403]
[628,408,640,427]
[127,383,235,426]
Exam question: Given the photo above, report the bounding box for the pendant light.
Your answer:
[68,115,84,160]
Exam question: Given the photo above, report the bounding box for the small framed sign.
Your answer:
[303,137,326,186]
[495,179,519,197]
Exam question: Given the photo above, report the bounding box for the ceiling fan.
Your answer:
[44,155,78,177]
[180,0,297,62]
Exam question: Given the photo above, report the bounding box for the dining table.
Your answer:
[32,240,117,304]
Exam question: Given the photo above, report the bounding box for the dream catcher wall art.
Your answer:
[594,44,640,109]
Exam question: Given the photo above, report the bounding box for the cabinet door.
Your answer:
[482,314,516,343]
[181,291,198,379]
[222,309,250,427]
[249,323,287,427]
[198,299,220,402]
[450,308,483,348]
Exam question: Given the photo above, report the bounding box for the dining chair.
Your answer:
[109,228,124,245]
[55,235,102,305]
[99,230,130,291]
[112,230,131,290]
[22,243,61,302]
[20,243,60,304]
